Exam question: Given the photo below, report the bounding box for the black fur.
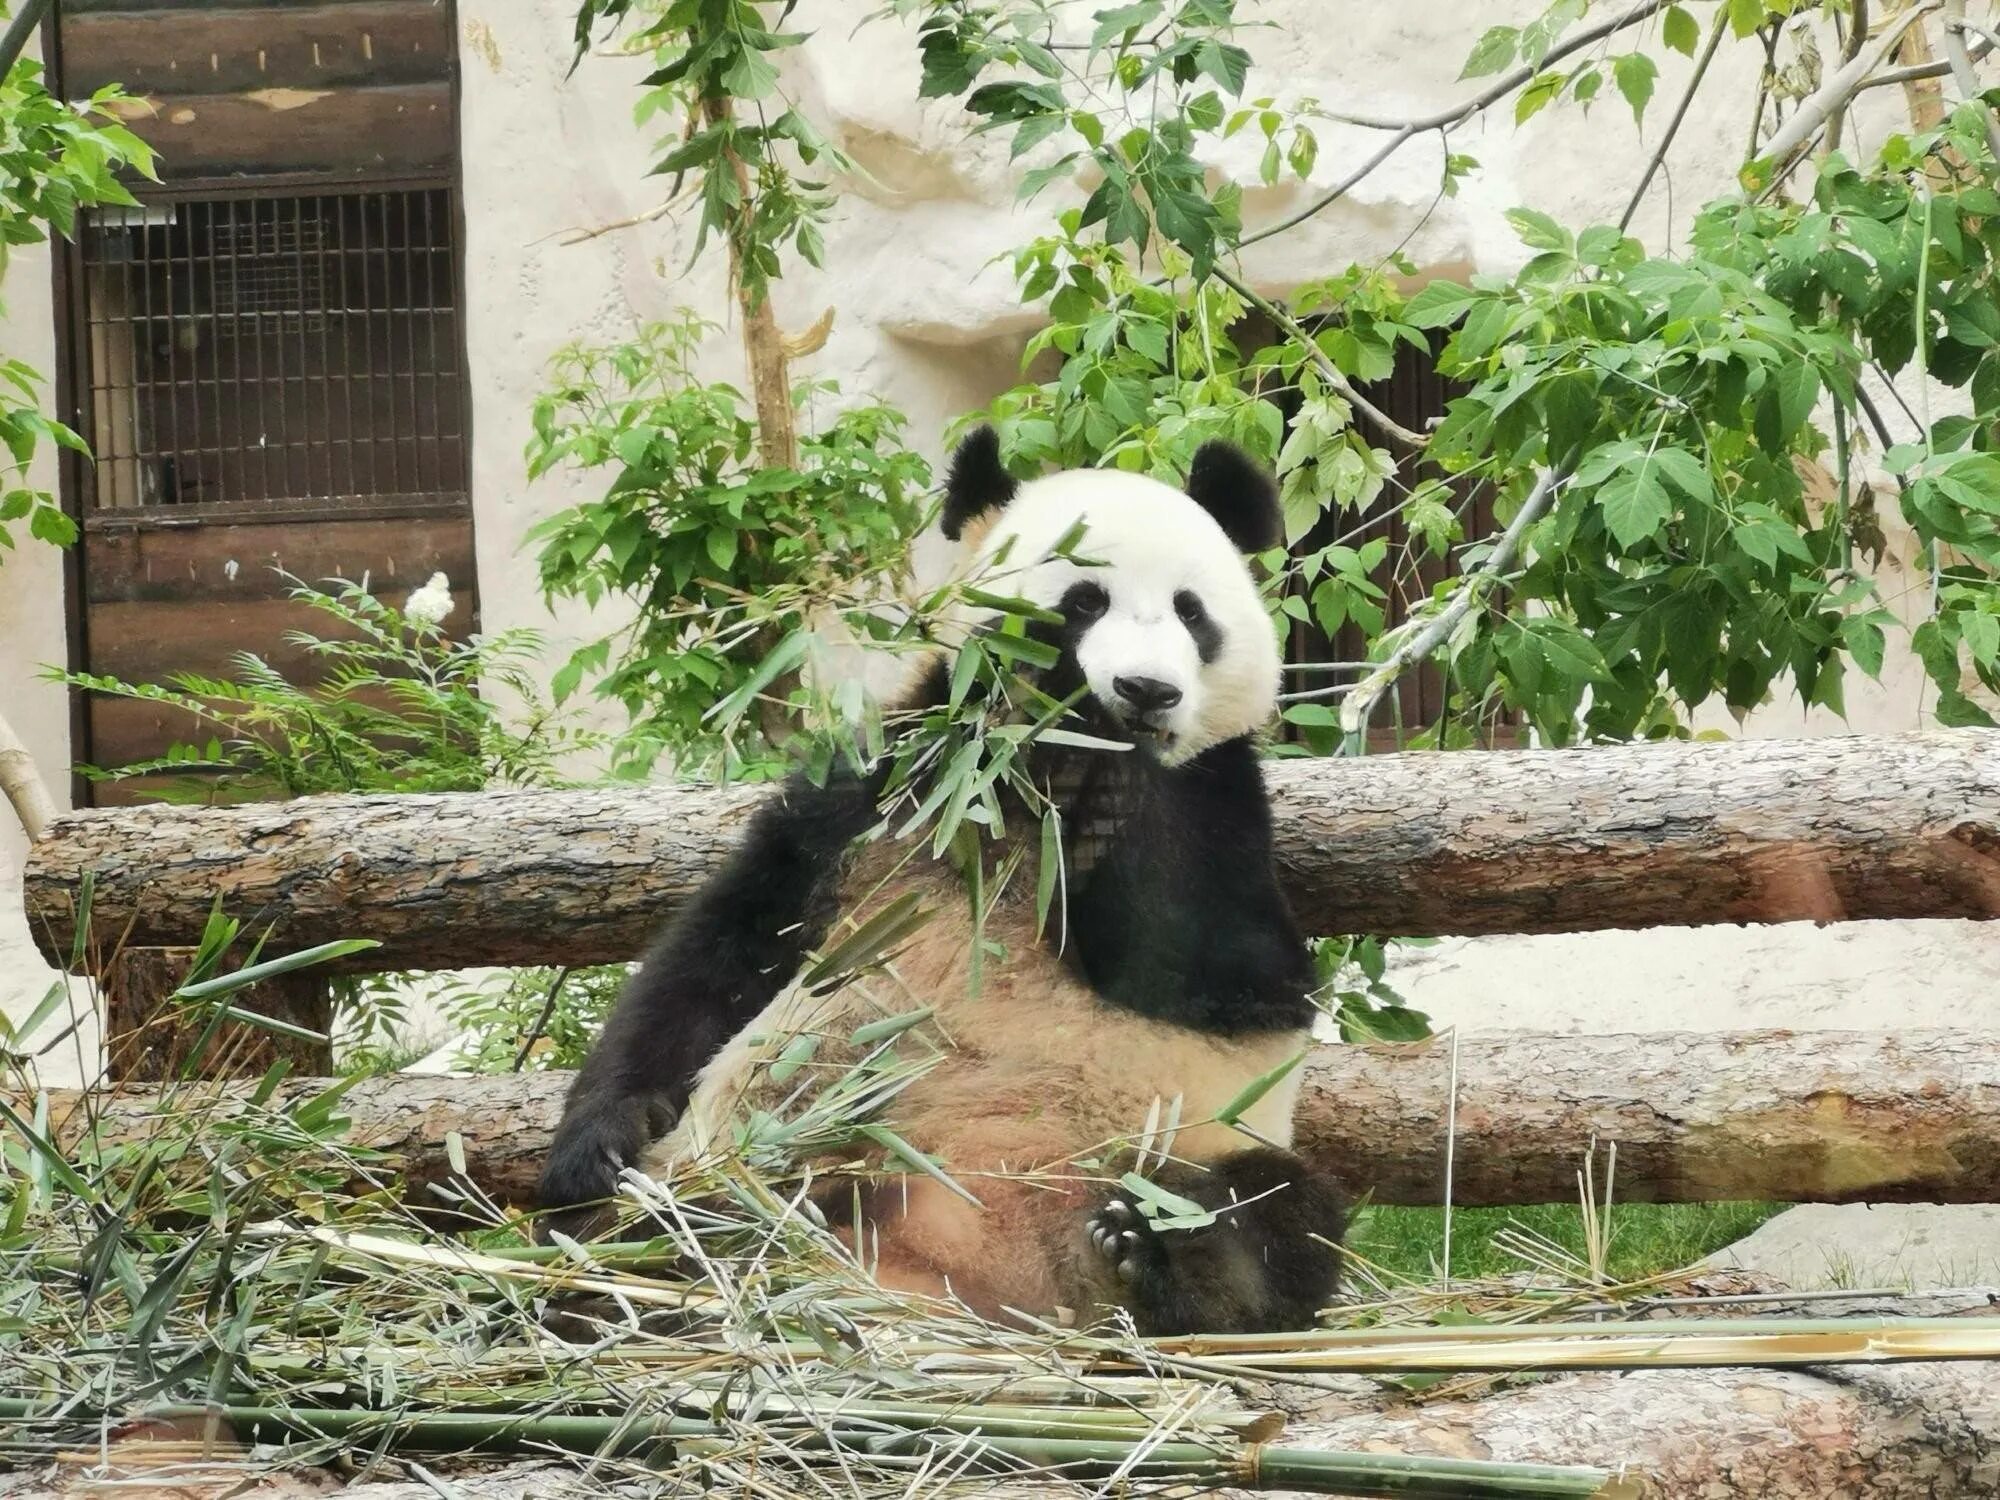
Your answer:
[537,768,882,1220]
[1174,589,1223,665]
[941,425,1018,541]
[1060,737,1316,1035]
[1185,440,1282,553]
[1087,1148,1346,1335]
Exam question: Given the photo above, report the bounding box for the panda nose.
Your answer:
[1113,675,1183,713]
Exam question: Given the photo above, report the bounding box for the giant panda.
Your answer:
[537,427,1346,1335]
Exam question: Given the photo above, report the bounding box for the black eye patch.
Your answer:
[1175,590,1222,664]
[1061,580,1110,622]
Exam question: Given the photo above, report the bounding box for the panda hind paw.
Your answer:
[1085,1198,1162,1286]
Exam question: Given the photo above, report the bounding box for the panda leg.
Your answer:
[1086,1147,1345,1335]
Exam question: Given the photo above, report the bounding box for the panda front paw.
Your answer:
[536,1094,669,1240]
[1085,1198,1166,1287]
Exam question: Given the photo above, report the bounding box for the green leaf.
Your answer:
[1215,1049,1307,1126]
[1598,467,1672,547]
[850,1007,936,1047]
[1844,615,1886,679]
[1515,70,1567,124]
[1964,610,2000,668]
[704,527,738,572]
[174,940,381,1001]
[860,1124,984,1207]
[1756,364,1822,452]
[1504,206,1570,252]
[1461,25,1519,79]
[1403,279,1481,329]
[1613,52,1657,124]
[1118,1171,1215,1230]
[1663,5,1701,56]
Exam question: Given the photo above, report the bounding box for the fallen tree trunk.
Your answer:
[29,1028,2000,1209]
[22,730,2000,974]
[1285,1352,2000,1499]
[8,1340,1997,1499]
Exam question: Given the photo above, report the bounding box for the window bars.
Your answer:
[78,185,466,510]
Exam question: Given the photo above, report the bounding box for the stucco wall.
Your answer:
[0,28,93,1078]
[3,1,1997,1071]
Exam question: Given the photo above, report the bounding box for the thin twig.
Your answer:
[1860,30,1991,91]
[1243,0,1679,251]
[1441,1030,1459,1294]
[1826,0,1869,152]
[1322,0,1680,134]
[511,967,575,1072]
[1621,10,1729,231]
[1339,469,1561,747]
[1211,267,1427,450]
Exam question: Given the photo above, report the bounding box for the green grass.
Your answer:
[1347,1201,1784,1285]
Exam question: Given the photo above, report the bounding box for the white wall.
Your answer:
[3,1,1997,1058]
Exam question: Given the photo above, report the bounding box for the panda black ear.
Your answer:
[1186,440,1282,553]
[941,425,1019,541]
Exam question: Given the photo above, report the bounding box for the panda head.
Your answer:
[940,426,1282,765]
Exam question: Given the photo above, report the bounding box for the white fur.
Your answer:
[966,469,1280,762]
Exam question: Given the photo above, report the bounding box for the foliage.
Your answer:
[1313,935,1432,1044]
[0,920,1716,1499]
[0,57,152,556]
[528,315,930,777]
[59,574,601,800]
[412,964,629,1074]
[1351,1200,1782,1286]
[893,0,2000,743]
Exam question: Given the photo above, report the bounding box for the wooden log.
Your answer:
[1283,1355,2000,1498]
[105,82,453,180]
[3,1354,1996,1498]
[22,730,2000,975]
[27,1029,2000,1209]
[61,1,453,97]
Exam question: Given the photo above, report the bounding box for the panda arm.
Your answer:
[538,770,878,1214]
[1172,738,1318,1028]
[1075,737,1315,1033]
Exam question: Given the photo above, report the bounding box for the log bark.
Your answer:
[22,730,2000,975]
[102,947,333,1081]
[5,1353,1997,1499]
[26,1029,2000,1210]
[1283,1356,2000,1498]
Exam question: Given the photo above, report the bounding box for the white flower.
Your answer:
[405,571,454,631]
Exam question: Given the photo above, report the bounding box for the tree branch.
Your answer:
[1756,4,1940,172]
[0,0,52,78]
[1338,469,1560,745]
[1212,266,1427,451]
[1942,2,2000,161]
[0,708,56,843]
[1242,0,1680,251]
[1620,7,1730,231]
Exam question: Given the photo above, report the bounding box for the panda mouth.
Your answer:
[1116,713,1178,755]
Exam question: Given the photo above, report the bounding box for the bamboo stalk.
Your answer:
[0,1400,1616,1498]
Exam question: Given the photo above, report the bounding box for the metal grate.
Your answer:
[78,186,466,509]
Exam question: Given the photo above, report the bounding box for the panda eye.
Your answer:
[1174,590,1207,626]
[1063,581,1110,621]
